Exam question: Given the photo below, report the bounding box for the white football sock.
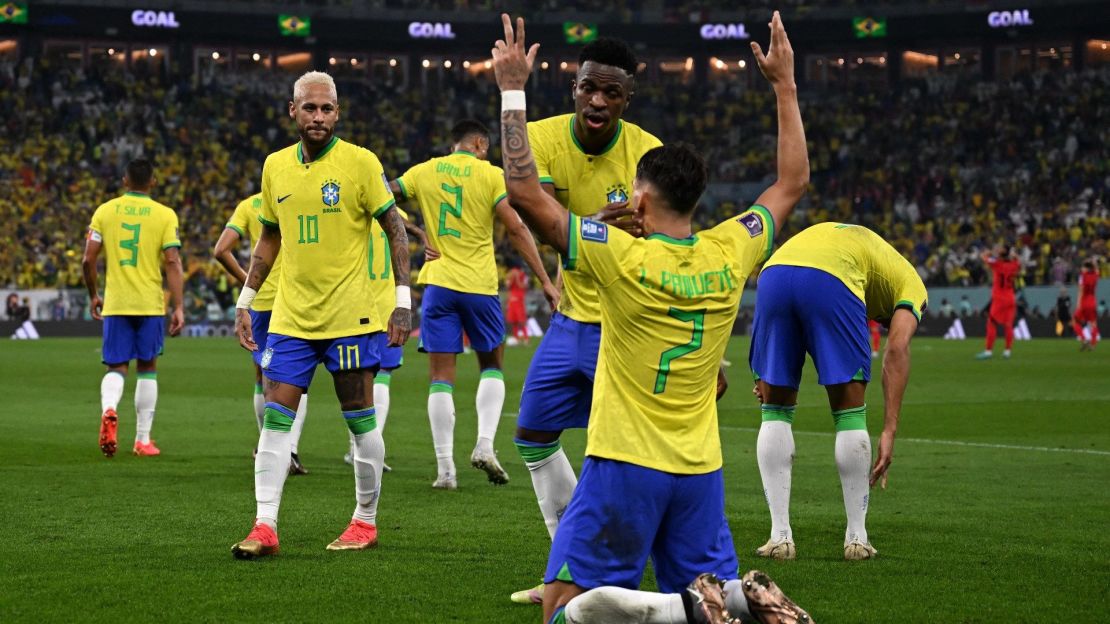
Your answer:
[757,407,796,543]
[722,579,754,621]
[428,384,456,476]
[374,381,391,433]
[289,393,308,454]
[351,427,385,524]
[475,370,505,451]
[134,376,157,444]
[835,428,872,545]
[252,384,265,432]
[255,406,294,528]
[522,445,577,540]
[565,587,686,624]
[101,371,124,413]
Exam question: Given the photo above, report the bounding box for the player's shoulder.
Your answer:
[618,119,662,151]
[338,139,385,168]
[528,114,573,141]
[263,143,299,172]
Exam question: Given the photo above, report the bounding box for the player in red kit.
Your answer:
[868,319,882,359]
[1073,258,1101,350]
[505,262,531,346]
[977,244,1022,360]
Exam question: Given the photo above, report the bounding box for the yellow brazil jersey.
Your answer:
[88,192,181,316]
[367,208,408,328]
[397,152,506,296]
[226,193,279,312]
[529,114,662,323]
[259,137,396,339]
[564,206,775,474]
[764,222,929,322]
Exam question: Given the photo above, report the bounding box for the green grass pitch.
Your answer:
[1,336,1108,622]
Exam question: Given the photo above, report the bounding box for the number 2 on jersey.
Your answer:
[654,308,706,394]
[438,183,463,238]
[119,223,141,267]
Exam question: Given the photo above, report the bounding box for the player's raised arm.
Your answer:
[751,11,808,234]
[493,14,570,256]
[376,206,413,347]
[234,223,280,351]
[213,227,248,284]
[872,308,917,488]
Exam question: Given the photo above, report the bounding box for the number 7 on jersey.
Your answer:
[654,307,706,394]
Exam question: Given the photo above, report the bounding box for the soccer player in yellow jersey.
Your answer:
[510,36,662,603]
[230,71,412,559]
[494,14,812,623]
[82,158,184,459]
[392,119,557,490]
[214,193,310,475]
[749,222,927,562]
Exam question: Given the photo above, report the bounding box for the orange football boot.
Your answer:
[133,440,161,456]
[99,409,118,457]
[231,522,279,559]
[325,519,378,551]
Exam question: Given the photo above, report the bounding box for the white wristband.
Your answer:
[395,285,411,310]
[236,286,257,310]
[501,90,526,112]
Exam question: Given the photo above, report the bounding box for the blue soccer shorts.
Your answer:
[248,309,272,367]
[262,332,382,389]
[516,312,600,432]
[376,332,404,370]
[545,457,739,594]
[749,265,871,388]
[102,315,164,365]
[420,284,504,353]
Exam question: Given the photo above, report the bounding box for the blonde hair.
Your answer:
[292,71,337,102]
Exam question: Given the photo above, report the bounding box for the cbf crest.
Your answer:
[321,180,341,207]
[606,183,629,204]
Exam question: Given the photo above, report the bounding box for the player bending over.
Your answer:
[214,193,309,474]
[749,223,926,561]
[494,13,812,623]
[83,158,184,458]
[391,119,557,489]
[230,71,411,559]
[976,244,1020,360]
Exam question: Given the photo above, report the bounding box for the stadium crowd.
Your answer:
[1,57,1106,320]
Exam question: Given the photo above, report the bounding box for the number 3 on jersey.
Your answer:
[654,307,706,394]
[119,223,141,267]
[438,183,462,238]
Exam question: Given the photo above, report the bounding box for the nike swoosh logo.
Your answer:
[277,194,292,203]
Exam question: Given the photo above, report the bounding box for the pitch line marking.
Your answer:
[719,426,1110,456]
[503,413,1108,456]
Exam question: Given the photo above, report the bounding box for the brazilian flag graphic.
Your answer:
[0,2,28,24]
[278,14,311,37]
[852,17,887,39]
[564,22,598,45]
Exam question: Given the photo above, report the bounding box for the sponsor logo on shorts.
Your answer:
[260,348,274,369]
[737,212,763,238]
[580,219,608,243]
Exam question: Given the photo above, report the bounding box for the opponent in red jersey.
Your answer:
[977,244,1022,359]
[868,319,882,359]
[1073,258,1101,350]
[505,263,531,346]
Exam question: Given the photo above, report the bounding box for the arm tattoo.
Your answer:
[501,110,537,181]
[245,223,279,290]
[378,207,411,287]
[245,257,272,291]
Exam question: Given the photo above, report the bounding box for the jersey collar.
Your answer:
[123,191,149,198]
[569,115,623,157]
[646,232,698,246]
[296,135,340,164]
[452,150,477,158]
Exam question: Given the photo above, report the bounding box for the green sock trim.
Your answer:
[751,369,761,382]
[515,440,561,463]
[429,382,454,395]
[832,405,868,432]
[263,406,295,432]
[375,371,392,387]
[254,383,264,394]
[550,609,566,624]
[556,562,574,583]
[343,407,378,436]
[479,369,504,381]
[761,404,796,424]
[137,372,157,380]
